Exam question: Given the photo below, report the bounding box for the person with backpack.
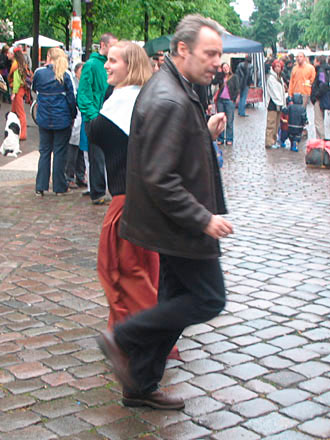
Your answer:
[9,47,30,140]
[311,55,330,140]
[288,93,308,152]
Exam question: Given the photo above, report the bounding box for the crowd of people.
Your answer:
[0,15,329,410]
[264,51,329,151]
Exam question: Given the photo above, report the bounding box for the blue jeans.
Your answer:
[238,86,249,116]
[36,126,71,193]
[217,98,235,143]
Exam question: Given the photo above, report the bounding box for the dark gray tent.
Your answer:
[222,33,263,53]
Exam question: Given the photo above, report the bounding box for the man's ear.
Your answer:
[177,41,189,59]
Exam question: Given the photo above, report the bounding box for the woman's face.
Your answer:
[222,63,230,74]
[274,64,281,75]
[7,50,14,60]
[105,46,128,87]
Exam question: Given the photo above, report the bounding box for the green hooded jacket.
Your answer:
[77,52,108,121]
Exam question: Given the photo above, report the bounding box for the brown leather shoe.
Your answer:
[122,389,185,410]
[97,331,136,390]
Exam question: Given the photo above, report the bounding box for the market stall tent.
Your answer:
[14,35,64,47]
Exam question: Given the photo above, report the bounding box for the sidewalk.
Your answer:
[0,103,329,439]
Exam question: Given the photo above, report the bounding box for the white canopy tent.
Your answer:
[14,35,64,47]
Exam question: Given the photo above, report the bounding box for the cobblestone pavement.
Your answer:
[0,102,330,439]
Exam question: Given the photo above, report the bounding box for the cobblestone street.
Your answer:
[0,102,330,439]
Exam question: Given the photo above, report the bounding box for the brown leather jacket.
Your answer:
[120,57,227,259]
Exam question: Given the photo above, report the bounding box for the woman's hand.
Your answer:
[11,93,15,101]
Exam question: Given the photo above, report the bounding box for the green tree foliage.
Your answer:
[306,0,330,48]
[247,0,282,53]
[280,1,312,49]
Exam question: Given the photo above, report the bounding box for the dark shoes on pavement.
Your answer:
[97,331,136,391]
[123,389,185,410]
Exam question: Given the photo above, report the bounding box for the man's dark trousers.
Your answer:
[85,121,106,200]
[114,254,226,394]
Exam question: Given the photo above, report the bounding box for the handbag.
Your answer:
[0,74,7,94]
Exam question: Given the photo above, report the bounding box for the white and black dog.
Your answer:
[0,112,21,158]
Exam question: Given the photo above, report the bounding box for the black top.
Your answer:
[89,115,128,196]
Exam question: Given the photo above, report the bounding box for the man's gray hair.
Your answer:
[170,14,222,57]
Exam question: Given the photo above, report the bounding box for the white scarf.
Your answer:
[100,85,141,135]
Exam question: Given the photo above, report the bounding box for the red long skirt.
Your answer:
[98,195,159,329]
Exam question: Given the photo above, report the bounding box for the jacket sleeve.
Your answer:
[137,98,212,234]
[77,63,99,120]
[64,72,77,121]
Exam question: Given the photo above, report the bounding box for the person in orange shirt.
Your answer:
[289,52,316,107]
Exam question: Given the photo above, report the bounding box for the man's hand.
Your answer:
[208,112,227,140]
[204,215,233,239]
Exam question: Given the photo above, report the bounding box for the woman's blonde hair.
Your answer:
[114,41,152,88]
[47,48,68,83]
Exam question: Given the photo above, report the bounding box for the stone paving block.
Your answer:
[263,431,314,440]
[166,382,204,400]
[298,377,330,394]
[192,332,225,345]
[0,393,35,412]
[244,412,298,436]
[33,397,83,418]
[314,391,330,406]
[270,335,308,350]
[204,340,238,355]
[0,410,41,432]
[69,375,108,390]
[7,361,51,379]
[0,342,22,354]
[280,348,319,362]
[246,318,274,330]
[254,325,293,339]
[17,348,52,363]
[280,400,328,421]
[161,367,194,386]
[225,362,268,381]
[299,417,330,438]
[218,324,254,338]
[183,323,213,337]
[306,342,330,355]
[181,358,223,375]
[189,373,236,392]
[0,369,14,383]
[260,355,294,370]
[233,397,278,418]
[45,415,92,436]
[31,385,76,401]
[267,388,311,406]
[71,348,104,364]
[184,395,224,417]
[269,305,299,316]
[41,371,74,386]
[212,385,257,405]
[158,420,211,440]
[140,410,189,429]
[0,425,57,440]
[208,315,243,328]
[264,370,305,387]
[75,387,120,406]
[245,379,277,394]
[179,348,210,363]
[69,361,108,379]
[197,409,242,430]
[241,343,280,358]
[214,351,253,366]
[74,404,130,426]
[212,426,261,440]
[290,360,329,378]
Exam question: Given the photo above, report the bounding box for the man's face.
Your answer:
[100,37,118,56]
[296,53,305,66]
[181,27,222,85]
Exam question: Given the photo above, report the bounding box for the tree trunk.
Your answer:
[160,15,165,35]
[144,11,149,42]
[32,0,40,71]
[65,19,70,51]
[85,1,93,60]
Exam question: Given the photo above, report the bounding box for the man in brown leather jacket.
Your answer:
[98,14,233,410]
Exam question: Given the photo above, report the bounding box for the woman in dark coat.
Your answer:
[213,62,239,145]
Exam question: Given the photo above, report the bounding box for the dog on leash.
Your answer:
[0,112,22,158]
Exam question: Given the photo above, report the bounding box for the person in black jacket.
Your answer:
[288,93,308,152]
[311,55,330,139]
[236,55,253,116]
[97,14,233,411]
[213,62,239,145]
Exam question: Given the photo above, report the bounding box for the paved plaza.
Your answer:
[0,101,330,439]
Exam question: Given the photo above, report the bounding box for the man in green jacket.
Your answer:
[77,32,117,204]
